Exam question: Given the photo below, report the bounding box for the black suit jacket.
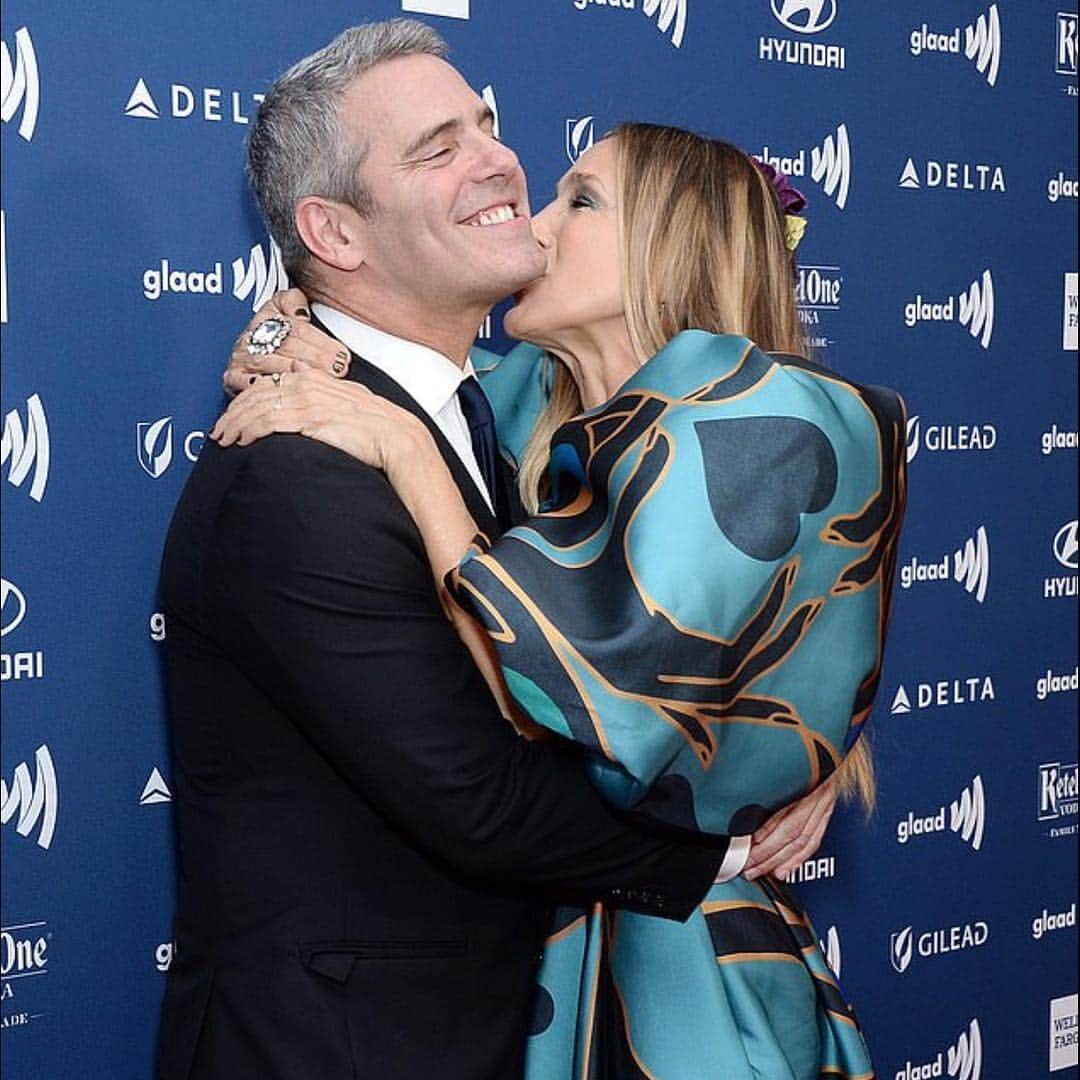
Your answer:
[156,349,724,1080]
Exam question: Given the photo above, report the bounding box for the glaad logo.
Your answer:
[124,77,265,125]
[155,940,176,973]
[757,124,851,210]
[906,415,996,463]
[1064,273,1077,352]
[1,745,57,850]
[909,4,1001,87]
[1036,667,1079,701]
[566,116,595,163]
[898,157,1005,193]
[899,526,990,604]
[1047,172,1078,202]
[571,0,687,49]
[889,675,995,715]
[820,924,841,977]
[1056,13,1078,78]
[1041,424,1078,455]
[402,0,470,18]
[1033,902,1076,940]
[232,240,288,313]
[1038,761,1079,823]
[136,417,205,479]
[896,775,985,851]
[1050,994,1078,1071]
[891,920,989,974]
[643,0,687,49]
[481,85,499,139]
[903,270,994,350]
[1,27,39,142]
[2,394,49,503]
[896,1019,984,1080]
[140,768,172,805]
[760,0,845,70]
[1,580,27,638]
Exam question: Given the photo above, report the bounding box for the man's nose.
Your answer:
[471,130,522,180]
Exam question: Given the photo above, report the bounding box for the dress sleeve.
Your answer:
[451,336,906,837]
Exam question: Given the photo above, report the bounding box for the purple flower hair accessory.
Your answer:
[754,158,808,215]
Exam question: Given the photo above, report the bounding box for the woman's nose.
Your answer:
[530,201,557,249]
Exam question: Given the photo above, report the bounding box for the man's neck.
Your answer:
[309,285,489,368]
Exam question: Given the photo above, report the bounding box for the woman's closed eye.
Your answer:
[568,187,598,210]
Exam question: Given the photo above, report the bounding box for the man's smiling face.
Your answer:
[343,54,546,316]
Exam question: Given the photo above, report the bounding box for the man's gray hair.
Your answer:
[248,19,448,286]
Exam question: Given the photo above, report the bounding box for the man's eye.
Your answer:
[423,147,453,162]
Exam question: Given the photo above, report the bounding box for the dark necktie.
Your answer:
[456,376,501,521]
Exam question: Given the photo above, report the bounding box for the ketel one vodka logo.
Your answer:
[1,26,39,142]
[1,745,57,850]
[1,920,49,981]
[1038,762,1079,823]
[1057,12,1077,78]
[899,526,990,604]
[903,270,995,350]
[2,394,49,503]
[896,775,985,851]
[909,3,1001,87]
[890,920,989,974]
[895,1018,983,1080]
[757,123,851,210]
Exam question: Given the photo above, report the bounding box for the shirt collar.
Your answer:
[311,303,476,419]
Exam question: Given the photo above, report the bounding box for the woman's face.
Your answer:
[503,139,624,351]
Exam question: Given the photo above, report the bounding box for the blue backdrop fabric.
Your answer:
[1,2,1077,1078]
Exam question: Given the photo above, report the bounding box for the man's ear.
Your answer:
[295,196,367,272]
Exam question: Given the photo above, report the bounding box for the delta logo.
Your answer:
[898,157,1005,194]
[889,675,995,716]
[123,76,264,125]
[903,270,995,350]
[757,123,851,210]
[909,3,1002,87]
[896,775,986,852]
[898,526,990,604]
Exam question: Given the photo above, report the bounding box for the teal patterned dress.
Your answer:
[459,331,905,1080]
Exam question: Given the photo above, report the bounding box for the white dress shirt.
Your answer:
[312,303,494,513]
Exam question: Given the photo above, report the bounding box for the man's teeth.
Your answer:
[468,204,515,226]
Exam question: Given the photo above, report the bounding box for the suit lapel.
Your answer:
[341,353,501,539]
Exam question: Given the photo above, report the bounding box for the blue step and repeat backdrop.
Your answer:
[2,2,1077,1077]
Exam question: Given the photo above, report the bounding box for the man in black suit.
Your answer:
[156,21,729,1079]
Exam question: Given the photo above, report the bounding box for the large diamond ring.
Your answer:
[246,316,292,356]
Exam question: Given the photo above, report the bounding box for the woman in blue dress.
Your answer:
[217,124,905,1079]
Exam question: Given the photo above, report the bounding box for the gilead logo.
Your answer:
[891,921,990,974]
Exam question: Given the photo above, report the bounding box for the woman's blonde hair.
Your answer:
[516,122,874,811]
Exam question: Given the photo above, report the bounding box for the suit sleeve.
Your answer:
[204,435,723,920]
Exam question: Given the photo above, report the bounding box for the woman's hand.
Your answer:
[211,369,429,478]
[743,774,837,881]
[223,289,353,395]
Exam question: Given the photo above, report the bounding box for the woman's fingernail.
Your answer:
[249,375,257,385]
[296,307,310,318]
[332,360,345,375]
